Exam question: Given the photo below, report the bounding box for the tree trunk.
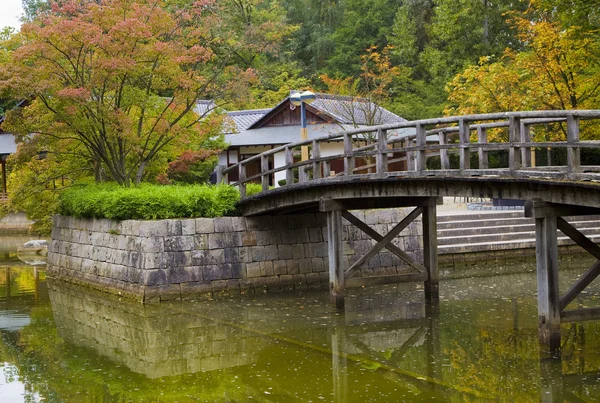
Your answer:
[135,161,147,185]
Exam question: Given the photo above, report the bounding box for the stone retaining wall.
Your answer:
[47,209,422,302]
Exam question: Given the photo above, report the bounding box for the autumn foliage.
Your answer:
[0,0,255,186]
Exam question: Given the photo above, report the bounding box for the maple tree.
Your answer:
[1,0,255,186]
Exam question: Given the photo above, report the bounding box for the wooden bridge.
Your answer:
[221,110,600,353]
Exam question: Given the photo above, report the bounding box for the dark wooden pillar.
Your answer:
[1,158,7,195]
[535,213,561,352]
[423,202,439,301]
[327,209,345,310]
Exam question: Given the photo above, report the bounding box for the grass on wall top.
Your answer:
[58,183,262,220]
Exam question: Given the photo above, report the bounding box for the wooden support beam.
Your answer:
[477,127,488,169]
[285,147,294,186]
[327,210,345,310]
[341,211,427,273]
[261,155,269,192]
[239,163,247,198]
[345,207,423,279]
[521,123,532,168]
[376,128,388,175]
[344,133,354,176]
[438,131,450,170]
[509,116,522,170]
[561,307,600,323]
[566,114,581,174]
[416,123,427,171]
[346,273,428,289]
[320,197,439,212]
[423,203,439,301]
[459,119,470,171]
[312,140,321,180]
[525,199,600,219]
[557,217,600,310]
[535,213,561,352]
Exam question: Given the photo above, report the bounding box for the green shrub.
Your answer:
[59,183,240,220]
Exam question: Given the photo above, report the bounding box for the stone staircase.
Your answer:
[436,210,600,255]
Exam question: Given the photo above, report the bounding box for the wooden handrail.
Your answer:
[219,110,600,200]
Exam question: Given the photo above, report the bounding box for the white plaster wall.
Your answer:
[273,151,286,187]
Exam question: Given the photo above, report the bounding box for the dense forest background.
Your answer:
[3,0,600,120]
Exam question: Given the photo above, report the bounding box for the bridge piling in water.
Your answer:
[320,197,440,311]
[526,199,600,353]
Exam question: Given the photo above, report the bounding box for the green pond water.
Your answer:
[2,236,600,402]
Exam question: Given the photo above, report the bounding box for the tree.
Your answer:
[1,0,255,186]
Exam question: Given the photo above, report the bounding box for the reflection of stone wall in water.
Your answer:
[47,210,423,302]
[48,281,262,378]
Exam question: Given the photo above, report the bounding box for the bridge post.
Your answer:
[327,208,345,311]
[534,210,561,352]
[422,200,439,301]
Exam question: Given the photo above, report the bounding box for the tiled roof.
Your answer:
[311,94,406,126]
[194,100,217,118]
[225,109,269,133]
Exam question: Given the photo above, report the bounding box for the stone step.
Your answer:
[439,232,600,255]
[436,214,600,230]
[437,220,600,238]
[438,226,600,246]
[436,210,523,223]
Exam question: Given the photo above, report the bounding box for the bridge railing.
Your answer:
[221,110,600,199]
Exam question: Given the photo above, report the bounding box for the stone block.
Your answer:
[167,266,190,284]
[142,252,164,270]
[311,257,325,272]
[127,267,143,284]
[180,281,212,299]
[128,251,142,268]
[242,231,257,247]
[246,216,272,231]
[140,237,164,253]
[143,269,167,286]
[121,220,141,236]
[211,280,228,292]
[305,273,321,285]
[184,266,203,282]
[279,230,297,244]
[192,249,224,265]
[250,246,266,262]
[166,220,183,236]
[308,227,323,243]
[292,244,305,259]
[264,245,279,261]
[246,262,261,278]
[208,233,242,249]
[203,265,232,281]
[255,231,271,246]
[226,279,241,291]
[278,245,292,260]
[195,218,215,233]
[295,228,310,243]
[260,261,274,276]
[194,234,209,250]
[292,274,306,285]
[164,236,194,252]
[223,248,244,263]
[231,217,247,232]
[214,217,234,233]
[299,258,312,274]
[181,219,197,235]
[138,220,168,237]
[159,284,182,301]
[164,251,192,268]
[273,260,287,275]
[368,254,381,269]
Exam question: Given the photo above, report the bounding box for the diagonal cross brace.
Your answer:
[558,217,600,311]
[345,207,423,279]
[341,211,427,274]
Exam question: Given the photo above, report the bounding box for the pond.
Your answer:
[1,235,600,402]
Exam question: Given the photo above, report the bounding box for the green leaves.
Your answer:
[59,183,241,220]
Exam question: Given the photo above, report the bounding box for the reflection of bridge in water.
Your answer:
[222,110,600,353]
[47,277,600,401]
